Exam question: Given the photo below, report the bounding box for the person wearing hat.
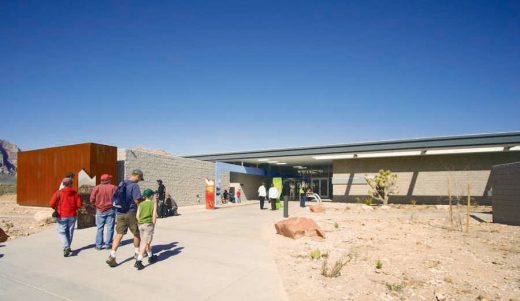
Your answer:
[58,171,75,190]
[49,177,82,257]
[106,169,144,268]
[156,179,166,218]
[134,188,158,270]
[90,174,117,250]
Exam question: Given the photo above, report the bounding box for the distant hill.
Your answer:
[0,139,20,184]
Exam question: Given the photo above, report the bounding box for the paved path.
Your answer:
[0,202,289,301]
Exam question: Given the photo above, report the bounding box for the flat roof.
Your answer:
[184,132,520,164]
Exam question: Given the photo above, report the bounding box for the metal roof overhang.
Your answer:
[184,132,520,163]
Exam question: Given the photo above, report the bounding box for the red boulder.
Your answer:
[309,204,326,213]
[275,217,325,239]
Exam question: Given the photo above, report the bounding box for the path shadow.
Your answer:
[156,246,184,262]
[152,242,184,262]
[120,238,133,247]
[71,243,96,256]
[72,238,133,256]
[118,256,135,266]
[153,242,179,253]
[117,242,184,266]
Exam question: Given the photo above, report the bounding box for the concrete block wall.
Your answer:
[491,162,520,225]
[118,149,229,207]
[332,152,520,205]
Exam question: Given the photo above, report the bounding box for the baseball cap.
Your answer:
[142,188,155,199]
[132,169,144,181]
[100,174,112,181]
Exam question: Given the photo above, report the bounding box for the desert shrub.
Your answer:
[310,249,321,260]
[320,254,353,278]
[0,185,16,195]
[365,170,398,205]
[334,222,339,229]
[375,259,383,269]
[410,199,417,206]
[362,197,373,206]
[386,282,405,292]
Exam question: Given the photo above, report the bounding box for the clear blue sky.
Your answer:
[1,1,519,155]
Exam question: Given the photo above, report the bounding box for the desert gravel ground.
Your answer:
[269,203,520,301]
[0,194,54,239]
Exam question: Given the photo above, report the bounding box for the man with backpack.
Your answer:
[106,169,145,267]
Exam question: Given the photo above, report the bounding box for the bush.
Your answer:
[362,198,373,206]
[375,259,383,269]
[365,170,398,205]
[321,254,353,278]
[0,185,16,195]
[310,249,321,260]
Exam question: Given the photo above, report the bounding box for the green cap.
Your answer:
[142,188,155,199]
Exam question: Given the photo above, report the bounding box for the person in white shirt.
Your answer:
[268,184,279,210]
[258,183,267,210]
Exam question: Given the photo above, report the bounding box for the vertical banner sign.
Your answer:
[273,177,283,209]
[205,179,215,209]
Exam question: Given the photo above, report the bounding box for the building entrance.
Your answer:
[311,177,330,198]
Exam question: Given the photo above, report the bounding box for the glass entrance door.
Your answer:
[311,177,329,198]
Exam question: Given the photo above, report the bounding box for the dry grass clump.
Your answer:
[321,254,353,278]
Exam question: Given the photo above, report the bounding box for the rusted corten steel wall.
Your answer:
[17,143,117,207]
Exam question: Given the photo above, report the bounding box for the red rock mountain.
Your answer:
[0,139,19,184]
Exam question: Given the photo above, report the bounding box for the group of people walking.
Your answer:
[49,169,177,270]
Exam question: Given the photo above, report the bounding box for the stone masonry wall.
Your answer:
[491,162,520,225]
[118,149,228,207]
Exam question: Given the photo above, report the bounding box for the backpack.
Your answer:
[112,181,128,212]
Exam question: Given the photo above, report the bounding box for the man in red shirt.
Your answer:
[50,178,82,257]
[90,174,117,250]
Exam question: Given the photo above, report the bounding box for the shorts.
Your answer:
[115,212,140,236]
[138,223,155,244]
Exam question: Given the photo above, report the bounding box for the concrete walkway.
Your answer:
[0,202,289,301]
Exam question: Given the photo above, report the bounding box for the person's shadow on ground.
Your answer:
[72,238,133,256]
[117,241,183,266]
[153,242,184,262]
[0,244,5,259]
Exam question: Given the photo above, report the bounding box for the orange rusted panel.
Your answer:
[17,143,117,207]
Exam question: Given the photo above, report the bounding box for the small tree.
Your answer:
[365,170,398,205]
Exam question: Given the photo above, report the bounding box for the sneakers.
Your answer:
[95,246,103,251]
[106,256,117,267]
[148,255,158,264]
[134,260,145,270]
[63,247,71,257]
